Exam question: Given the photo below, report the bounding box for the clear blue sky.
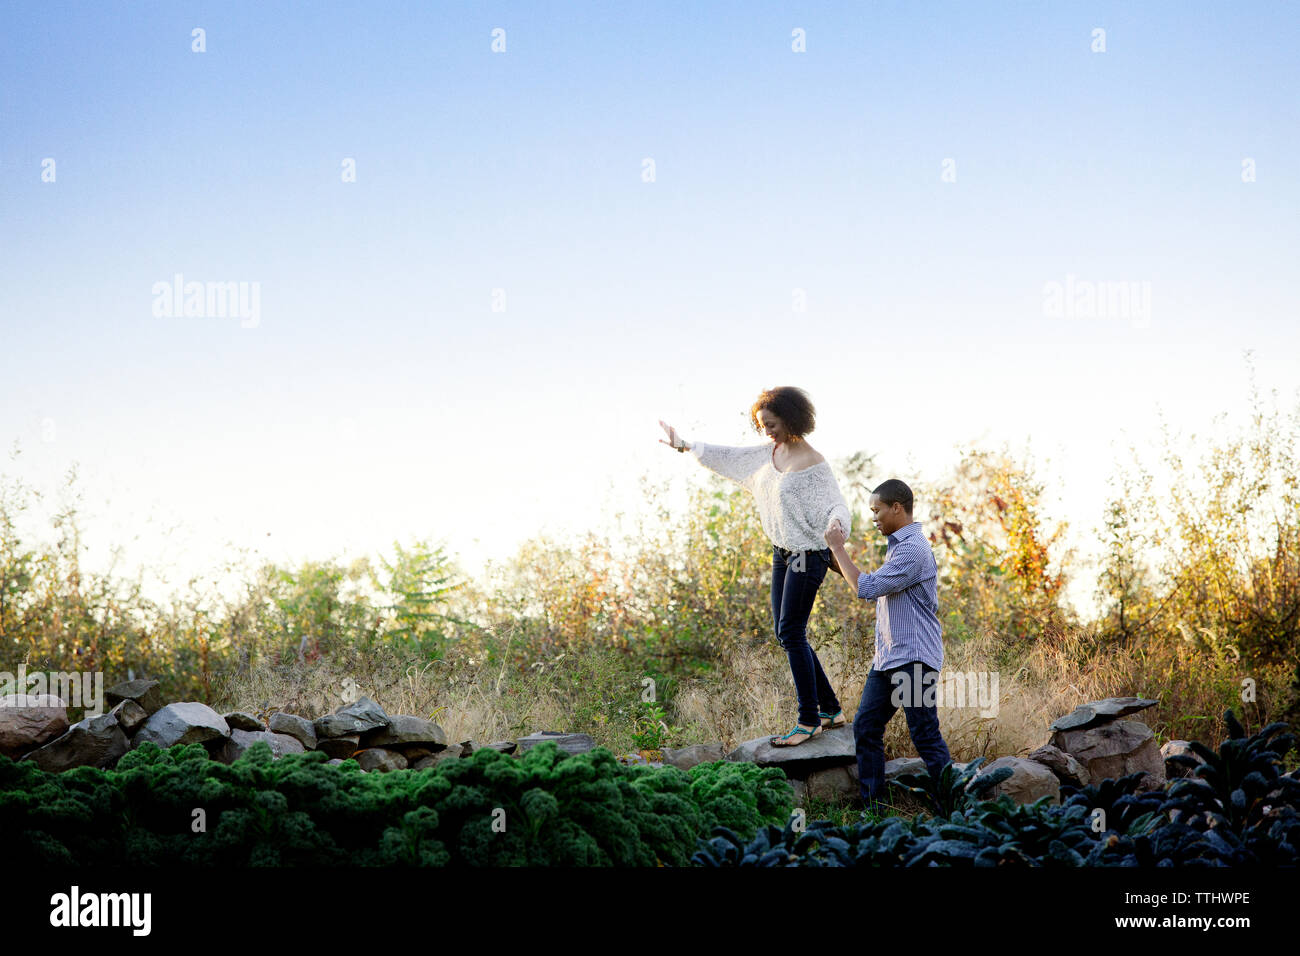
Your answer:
[2,2,1298,613]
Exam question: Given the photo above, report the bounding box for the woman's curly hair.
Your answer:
[749,386,816,439]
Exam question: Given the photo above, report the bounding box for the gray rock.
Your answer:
[1050,697,1159,732]
[314,696,389,738]
[1053,718,1166,791]
[105,679,164,716]
[884,757,928,781]
[268,713,317,750]
[217,728,306,763]
[316,734,359,759]
[22,711,129,772]
[1161,739,1204,779]
[976,756,1061,805]
[109,699,149,734]
[791,757,949,804]
[661,741,725,771]
[360,714,446,749]
[517,731,596,756]
[394,745,439,761]
[132,702,230,750]
[355,748,408,772]
[222,712,266,732]
[412,743,464,769]
[802,764,860,801]
[0,694,69,759]
[1028,743,1091,787]
[725,725,855,771]
[487,740,517,755]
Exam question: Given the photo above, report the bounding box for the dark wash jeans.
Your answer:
[771,545,841,728]
[854,661,952,809]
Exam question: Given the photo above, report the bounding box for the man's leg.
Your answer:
[898,662,953,783]
[853,666,897,811]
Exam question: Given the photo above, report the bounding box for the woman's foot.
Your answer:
[770,723,823,747]
[819,710,846,729]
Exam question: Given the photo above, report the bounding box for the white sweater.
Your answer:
[688,439,853,552]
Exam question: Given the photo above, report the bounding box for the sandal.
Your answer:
[770,723,822,747]
[819,710,846,729]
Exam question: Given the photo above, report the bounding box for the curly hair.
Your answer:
[749,386,816,439]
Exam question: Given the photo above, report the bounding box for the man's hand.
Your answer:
[824,520,862,589]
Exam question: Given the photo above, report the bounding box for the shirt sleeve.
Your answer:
[824,479,852,541]
[856,540,929,600]
[688,440,769,489]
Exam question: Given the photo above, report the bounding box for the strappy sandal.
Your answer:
[819,710,846,729]
[770,724,823,747]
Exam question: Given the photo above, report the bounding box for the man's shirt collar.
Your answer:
[887,520,921,547]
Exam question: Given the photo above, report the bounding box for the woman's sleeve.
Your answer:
[688,440,769,489]
[825,476,852,540]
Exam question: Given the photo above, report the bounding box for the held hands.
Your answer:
[824,520,846,548]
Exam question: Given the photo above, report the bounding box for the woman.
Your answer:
[660,386,852,747]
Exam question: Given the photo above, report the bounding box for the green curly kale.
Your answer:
[0,740,792,867]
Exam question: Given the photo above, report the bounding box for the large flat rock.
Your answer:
[360,714,447,749]
[1050,697,1159,732]
[314,696,389,738]
[517,732,596,755]
[726,725,856,771]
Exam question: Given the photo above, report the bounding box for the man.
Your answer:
[824,478,952,814]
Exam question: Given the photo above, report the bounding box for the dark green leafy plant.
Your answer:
[893,757,1012,818]
[694,710,1300,867]
[1,740,790,867]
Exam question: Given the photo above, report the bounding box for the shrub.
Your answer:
[1,740,791,867]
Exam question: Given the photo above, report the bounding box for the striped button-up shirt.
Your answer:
[856,521,944,673]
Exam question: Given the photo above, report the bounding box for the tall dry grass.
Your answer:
[216,611,1293,768]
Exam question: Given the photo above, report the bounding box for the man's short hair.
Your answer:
[872,478,914,515]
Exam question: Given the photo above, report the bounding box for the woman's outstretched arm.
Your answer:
[659,419,769,488]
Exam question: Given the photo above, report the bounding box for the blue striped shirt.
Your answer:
[856,521,944,673]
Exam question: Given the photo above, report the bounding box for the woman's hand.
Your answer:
[658,419,688,451]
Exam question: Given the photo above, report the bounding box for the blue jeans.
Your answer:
[771,545,841,728]
[854,661,952,809]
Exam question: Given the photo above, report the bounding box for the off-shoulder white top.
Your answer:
[687,439,853,553]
